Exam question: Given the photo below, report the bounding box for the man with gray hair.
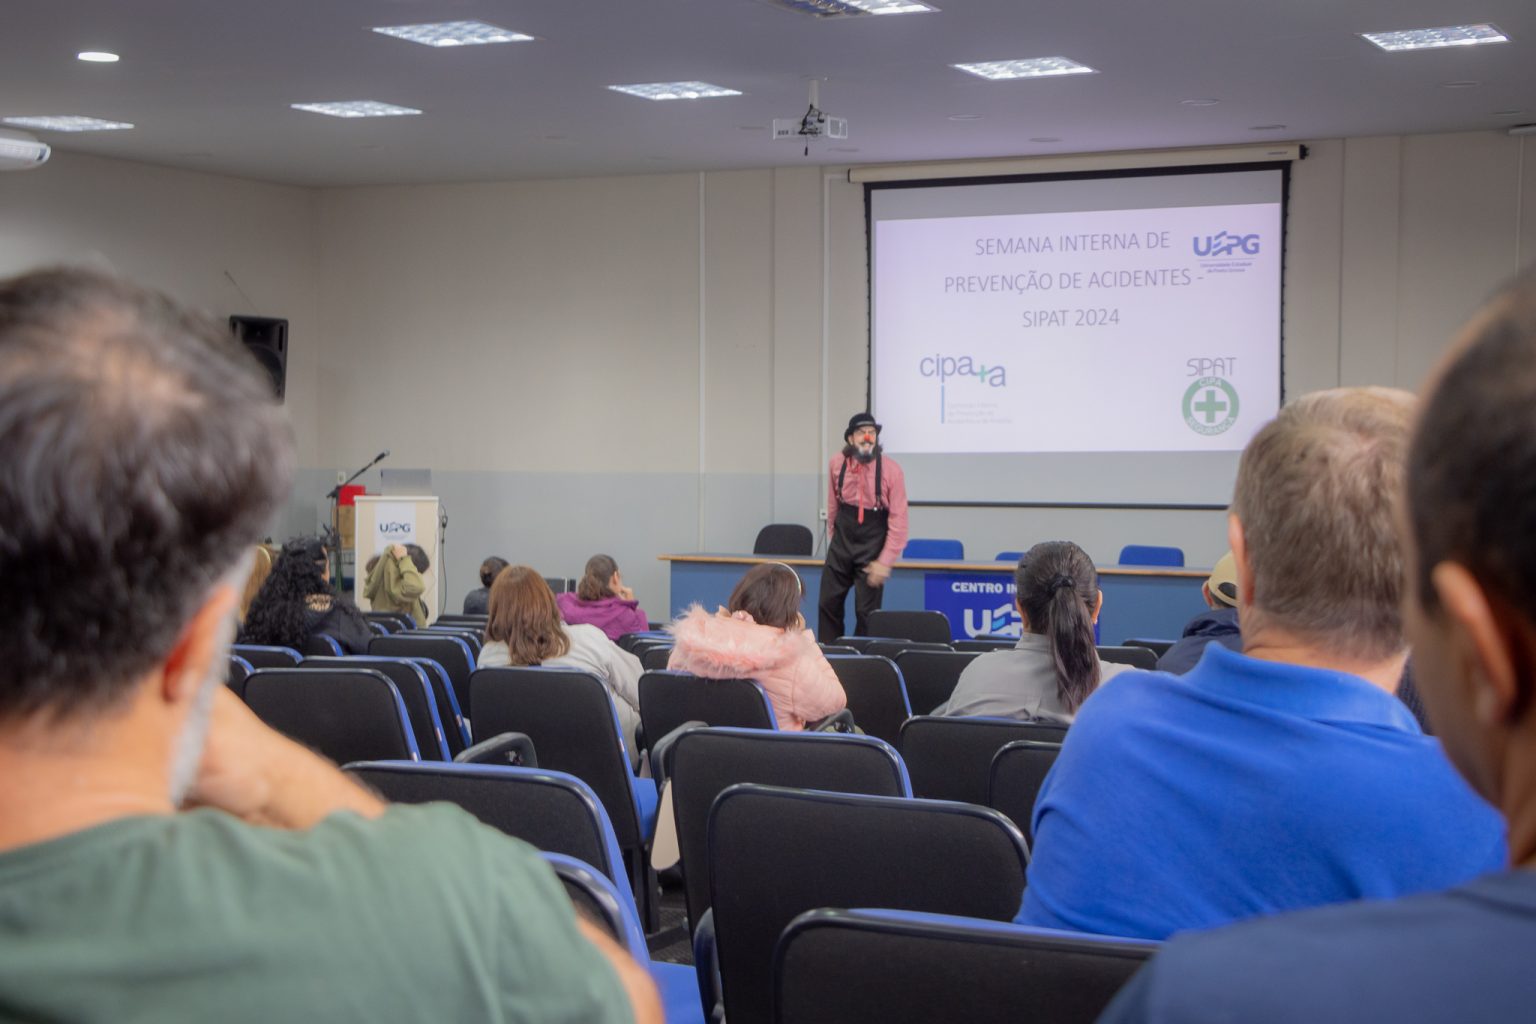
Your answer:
[1015,385,1504,940]
[0,268,659,1022]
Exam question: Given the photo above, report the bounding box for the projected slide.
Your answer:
[874,201,1280,454]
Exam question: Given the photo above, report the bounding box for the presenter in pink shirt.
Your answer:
[817,412,909,642]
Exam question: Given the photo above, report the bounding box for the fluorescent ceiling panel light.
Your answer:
[372,21,533,47]
[1361,24,1508,52]
[290,101,422,118]
[2,115,133,131]
[752,0,935,16]
[607,82,742,101]
[76,51,120,63]
[953,57,1096,80]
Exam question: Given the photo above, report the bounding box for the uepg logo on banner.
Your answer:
[919,355,1007,387]
[378,520,412,537]
[1193,231,1261,258]
[923,574,1022,639]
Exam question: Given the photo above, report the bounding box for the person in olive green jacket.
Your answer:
[365,542,430,626]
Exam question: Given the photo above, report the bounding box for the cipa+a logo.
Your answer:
[919,355,1007,387]
[1193,231,1260,258]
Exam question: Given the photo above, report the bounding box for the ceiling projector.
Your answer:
[773,81,848,151]
[0,129,50,171]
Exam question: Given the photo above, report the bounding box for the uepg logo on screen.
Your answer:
[1193,231,1261,258]
[918,355,1008,387]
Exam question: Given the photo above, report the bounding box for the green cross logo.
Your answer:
[1182,376,1240,436]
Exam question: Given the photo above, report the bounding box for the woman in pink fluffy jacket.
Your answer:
[667,562,847,731]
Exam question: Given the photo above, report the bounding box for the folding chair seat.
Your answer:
[368,633,477,718]
[901,538,965,560]
[638,670,777,748]
[898,715,1068,805]
[304,655,453,760]
[670,727,910,931]
[825,655,912,746]
[470,667,661,926]
[1096,644,1158,670]
[244,668,419,764]
[232,643,302,670]
[774,908,1157,1024]
[893,650,980,715]
[706,784,1029,1024]
[864,639,952,662]
[865,609,954,643]
[752,523,814,556]
[987,739,1064,844]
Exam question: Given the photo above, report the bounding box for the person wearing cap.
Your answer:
[1154,552,1243,675]
[817,412,909,642]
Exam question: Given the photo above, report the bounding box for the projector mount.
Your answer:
[773,80,848,156]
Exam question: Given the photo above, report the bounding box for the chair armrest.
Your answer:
[454,731,538,767]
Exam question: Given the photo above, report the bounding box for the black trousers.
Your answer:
[818,506,889,642]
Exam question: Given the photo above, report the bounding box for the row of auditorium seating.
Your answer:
[750,522,1187,568]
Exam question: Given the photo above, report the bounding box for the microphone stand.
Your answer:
[326,451,389,595]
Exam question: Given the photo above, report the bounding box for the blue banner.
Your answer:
[923,573,1022,640]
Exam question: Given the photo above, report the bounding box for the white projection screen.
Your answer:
[868,164,1288,507]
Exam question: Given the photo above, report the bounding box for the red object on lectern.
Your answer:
[337,485,366,506]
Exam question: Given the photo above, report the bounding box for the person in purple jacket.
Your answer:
[556,554,650,641]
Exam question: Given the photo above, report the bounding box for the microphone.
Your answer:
[374,450,389,463]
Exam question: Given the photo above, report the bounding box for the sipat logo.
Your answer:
[919,355,1007,387]
[1182,376,1240,436]
[1193,231,1260,258]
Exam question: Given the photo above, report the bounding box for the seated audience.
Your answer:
[461,555,508,615]
[237,542,277,622]
[1100,269,1536,1023]
[239,536,373,654]
[364,542,429,626]
[558,554,650,641]
[1154,551,1242,674]
[479,565,644,767]
[0,267,657,1021]
[668,563,847,731]
[1019,386,1505,941]
[935,541,1130,723]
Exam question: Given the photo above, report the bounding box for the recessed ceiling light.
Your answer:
[1361,24,1508,52]
[1439,80,1481,89]
[953,57,1096,80]
[1249,124,1287,131]
[1180,98,1220,107]
[947,113,982,121]
[76,51,119,63]
[372,21,533,47]
[290,101,422,118]
[1494,109,1528,117]
[607,82,742,101]
[751,0,936,16]
[1029,136,1062,143]
[2,115,133,132]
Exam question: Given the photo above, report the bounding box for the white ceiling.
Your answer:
[5,0,1534,188]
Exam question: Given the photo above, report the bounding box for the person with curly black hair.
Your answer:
[239,536,373,654]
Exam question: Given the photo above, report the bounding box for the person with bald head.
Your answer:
[1017,384,1504,941]
[1099,269,1536,1022]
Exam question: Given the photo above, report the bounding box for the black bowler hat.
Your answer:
[845,412,881,441]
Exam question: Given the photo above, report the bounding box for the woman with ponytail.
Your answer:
[556,554,650,641]
[936,541,1129,723]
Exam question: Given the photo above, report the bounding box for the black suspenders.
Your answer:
[835,453,883,512]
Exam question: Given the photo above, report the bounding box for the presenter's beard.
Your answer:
[854,441,877,462]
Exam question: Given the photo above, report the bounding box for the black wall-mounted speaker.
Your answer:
[230,315,287,402]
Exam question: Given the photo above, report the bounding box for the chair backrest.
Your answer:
[435,613,489,628]
[774,908,1157,1024]
[401,657,470,756]
[303,656,451,760]
[902,538,965,560]
[639,646,674,672]
[954,637,1018,653]
[617,630,672,654]
[987,740,1064,845]
[470,667,646,845]
[833,635,876,652]
[1117,544,1185,567]
[1124,637,1176,658]
[898,715,1068,804]
[638,670,777,744]
[367,633,476,718]
[1096,644,1158,670]
[231,644,302,670]
[244,668,419,764]
[893,650,980,715]
[818,644,858,656]
[364,610,415,631]
[344,760,632,908]
[671,728,911,931]
[418,625,484,655]
[709,784,1029,1024]
[864,639,952,662]
[753,523,814,556]
[825,655,912,746]
[544,576,570,593]
[865,609,954,643]
[225,655,254,698]
[299,633,343,657]
[994,550,1024,562]
[540,853,649,961]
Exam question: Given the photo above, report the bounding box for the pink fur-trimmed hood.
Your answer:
[666,604,800,676]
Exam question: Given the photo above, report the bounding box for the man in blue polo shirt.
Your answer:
[1018,385,1505,941]
[1098,269,1536,1022]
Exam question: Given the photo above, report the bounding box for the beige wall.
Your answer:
[4,131,1533,609]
